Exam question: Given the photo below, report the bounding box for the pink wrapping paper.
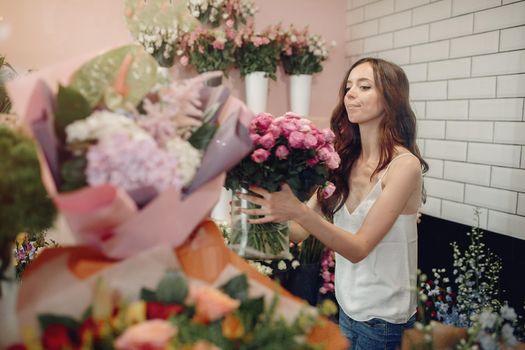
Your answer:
[6,50,254,259]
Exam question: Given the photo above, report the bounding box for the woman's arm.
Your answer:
[241,156,422,263]
[288,195,322,243]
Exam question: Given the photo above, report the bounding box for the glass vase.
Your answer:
[229,187,291,260]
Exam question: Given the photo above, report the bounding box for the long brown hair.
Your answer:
[319,57,428,220]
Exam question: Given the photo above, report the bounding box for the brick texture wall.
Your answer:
[346,0,525,240]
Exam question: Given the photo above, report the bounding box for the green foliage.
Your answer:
[59,155,87,192]
[0,126,56,242]
[0,55,16,114]
[219,274,249,302]
[156,270,189,304]
[281,49,324,75]
[38,314,80,332]
[69,44,157,110]
[188,122,219,150]
[298,236,325,265]
[54,85,91,142]
[189,39,236,74]
[235,41,281,80]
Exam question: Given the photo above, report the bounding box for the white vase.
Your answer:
[245,71,269,114]
[289,74,312,117]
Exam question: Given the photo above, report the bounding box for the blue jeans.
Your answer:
[339,311,416,350]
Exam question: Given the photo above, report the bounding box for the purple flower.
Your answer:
[86,134,182,193]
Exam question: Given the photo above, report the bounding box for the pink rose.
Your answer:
[321,182,336,199]
[307,157,319,167]
[226,19,234,28]
[267,124,282,138]
[250,133,261,145]
[251,148,270,163]
[190,285,241,322]
[317,146,331,161]
[179,56,189,66]
[322,129,335,143]
[281,121,298,136]
[326,153,341,169]
[288,131,305,149]
[115,320,177,350]
[275,145,289,160]
[259,133,276,149]
[284,112,301,119]
[253,113,274,132]
[303,133,318,149]
[212,40,225,50]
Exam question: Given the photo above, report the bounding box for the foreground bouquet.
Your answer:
[14,272,319,350]
[6,44,254,259]
[279,25,332,76]
[11,224,348,350]
[225,112,340,259]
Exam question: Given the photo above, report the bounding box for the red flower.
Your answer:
[42,324,72,350]
[79,317,102,342]
[6,344,27,350]
[146,302,184,320]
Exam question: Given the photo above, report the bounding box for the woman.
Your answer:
[240,57,428,349]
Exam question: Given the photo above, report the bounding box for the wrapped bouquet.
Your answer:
[6,44,254,259]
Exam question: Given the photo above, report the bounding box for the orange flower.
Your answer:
[114,319,177,350]
[189,285,240,322]
[221,313,244,340]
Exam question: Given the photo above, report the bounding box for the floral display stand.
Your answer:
[289,74,313,117]
[245,71,269,113]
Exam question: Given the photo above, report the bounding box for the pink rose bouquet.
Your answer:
[225,112,340,259]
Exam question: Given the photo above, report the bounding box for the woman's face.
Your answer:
[344,62,385,124]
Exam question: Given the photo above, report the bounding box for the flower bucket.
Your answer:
[245,71,269,114]
[229,187,291,260]
[290,74,312,117]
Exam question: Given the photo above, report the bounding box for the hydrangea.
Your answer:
[86,134,181,193]
[165,137,202,187]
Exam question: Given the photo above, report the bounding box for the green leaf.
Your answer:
[156,271,189,304]
[140,287,158,302]
[54,85,91,142]
[239,296,265,330]
[69,44,157,111]
[38,314,80,331]
[188,122,219,150]
[59,155,87,192]
[220,274,249,302]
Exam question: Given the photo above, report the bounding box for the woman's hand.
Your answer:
[238,184,306,224]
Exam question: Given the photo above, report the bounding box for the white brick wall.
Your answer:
[346,0,525,239]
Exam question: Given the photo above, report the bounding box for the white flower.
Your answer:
[277,260,286,271]
[500,305,517,322]
[501,323,518,346]
[291,260,300,269]
[478,310,498,329]
[65,111,152,145]
[165,137,202,187]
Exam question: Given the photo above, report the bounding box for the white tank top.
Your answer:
[333,153,418,324]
